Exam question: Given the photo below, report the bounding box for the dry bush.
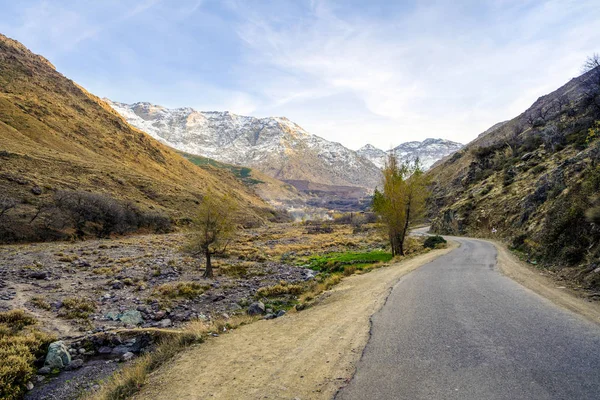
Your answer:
[154,281,209,299]
[0,310,56,400]
[58,297,97,319]
[256,281,304,297]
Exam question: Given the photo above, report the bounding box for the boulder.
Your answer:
[247,301,265,316]
[118,310,143,325]
[65,359,84,370]
[37,366,51,375]
[276,310,286,318]
[121,352,135,362]
[157,318,172,328]
[44,341,71,369]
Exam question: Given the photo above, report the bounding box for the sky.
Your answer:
[1,0,599,150]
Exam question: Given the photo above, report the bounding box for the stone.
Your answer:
[276,310,286,318]
[38,366,51,375]
[247,301,265,316]
[118,310,143,325]
[26,381,34,391]
[98,346,113,354]
[65,359,84,370]
[121,352,135,362]
[29,271,48,280]
[153,310,166,320]
[264,313,276,320]
[105,311,120,321]
[44,341,71,369]
[158,318,172,328]
[79,348,86,354]
[31,186,42,195]
[112,345,131,356]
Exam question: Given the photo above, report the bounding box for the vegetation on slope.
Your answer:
[0,33,275,243]
[428,59,600,289]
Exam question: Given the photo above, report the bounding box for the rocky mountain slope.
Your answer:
[357,139,463,169]
[107,101,382,190]
[427,64,600,290]
[0,34,276,242]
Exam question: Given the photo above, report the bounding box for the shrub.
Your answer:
[424,235,447,249]
[256,281,304,297]
[154,282,208,299]
[0,310,55,400]
[58,297,97,319]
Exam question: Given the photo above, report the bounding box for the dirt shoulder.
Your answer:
[492,241,600,325]
[133,244,457,400]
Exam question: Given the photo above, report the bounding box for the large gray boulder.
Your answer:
[118,310,143,325]
[44,341,71,369]
[247,301,265,316]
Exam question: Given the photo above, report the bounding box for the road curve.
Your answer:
[336,236,600,400]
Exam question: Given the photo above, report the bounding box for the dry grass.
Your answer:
[87,315,257,400]
[30,296,51,311]
[0,310,56,400]
[256,281,304,297]
[58,297,97,320]
[153,281,209,299]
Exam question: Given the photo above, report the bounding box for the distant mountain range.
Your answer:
[357,139,464,170]
[107,100,382,190]
[107,100,464,190]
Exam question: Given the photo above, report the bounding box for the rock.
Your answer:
[276,310,286,318]
[79,348,86,354]
[247,301,265,316]
[158,318,172,328]
[98,346,113,354]
[65,359,84,370]
[44,341,71,369]
[121,352,135,362]
[112,345,131,356]
[105,311,120,321]
[111,280,124,290]
[38,366,51,375]
[264,313,276,320]
[26,381,34,391]
[29,271,48,280]
[118,310,143,325]
[153,310,166,320]
[31,186,42,195]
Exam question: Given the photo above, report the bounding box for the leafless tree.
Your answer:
[581,54,600,111]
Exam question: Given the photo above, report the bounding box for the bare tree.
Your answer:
[581,54,600,111]
[184,191,239,278]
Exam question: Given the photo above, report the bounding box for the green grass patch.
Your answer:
[303,251,393,273]
[180,152,263,185]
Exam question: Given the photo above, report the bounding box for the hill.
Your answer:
[427,64,600,289]
[106,100,382,190]
[0,34,276,242]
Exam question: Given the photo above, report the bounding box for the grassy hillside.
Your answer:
[428,65,600,289]
[0,34,275,242]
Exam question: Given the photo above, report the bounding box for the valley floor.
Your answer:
[131,245,456,400]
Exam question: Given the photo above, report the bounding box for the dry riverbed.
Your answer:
[0,222,388,399]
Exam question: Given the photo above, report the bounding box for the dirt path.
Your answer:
[493,242,600,325]
[133,245,457,400]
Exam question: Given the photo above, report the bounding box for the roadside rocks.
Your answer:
[247,301,265,316]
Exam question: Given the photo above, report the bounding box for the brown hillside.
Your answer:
[427,65,600,289]
[0,33,275,241]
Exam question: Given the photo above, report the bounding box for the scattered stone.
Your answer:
[153,310,166,320]
[264,313,276,320]
[247,301,265,316]
[29,271,48,280]
[65,359,84,370]
[277,310,286,318]
[31,186,42,195]
[121,352,135,362]
[118,310,144,325]
[38,366,51,375]
[26,381,34,391]
[158,318,172,328]
[98,346,112,355]
[79,348,86,354]
[44,341,71,369]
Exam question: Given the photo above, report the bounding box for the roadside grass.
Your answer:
[87,315,257,400]
[0,310,56,400]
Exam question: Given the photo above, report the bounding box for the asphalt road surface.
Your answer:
[336,236,600,400]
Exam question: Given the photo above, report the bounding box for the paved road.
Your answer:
[336,236,600,400]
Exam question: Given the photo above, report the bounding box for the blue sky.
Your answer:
[1,0,599,149]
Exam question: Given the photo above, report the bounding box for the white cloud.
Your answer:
[229,0,600,149]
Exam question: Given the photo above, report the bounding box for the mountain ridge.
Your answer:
[357,138,463,169]
[107,100,383,190]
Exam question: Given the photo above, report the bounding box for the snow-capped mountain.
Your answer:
[357,138,464,170]
[107,100,382,190]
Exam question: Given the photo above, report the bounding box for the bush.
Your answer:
[0,310,55,400]
[256,281,304,297]
[424,235,447,249]
[154,282,208,299]
[58,297,97,319]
